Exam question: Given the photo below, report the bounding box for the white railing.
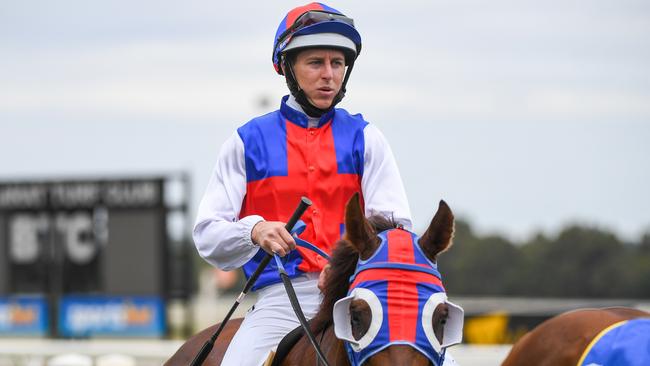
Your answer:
[0,339,183,366]
[0,341,512,366]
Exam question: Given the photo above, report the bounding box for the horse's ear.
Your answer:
[344,192,377,260]
[418,200,455,261]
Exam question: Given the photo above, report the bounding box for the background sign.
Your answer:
[58,296,165,337]
[0,296,48,336]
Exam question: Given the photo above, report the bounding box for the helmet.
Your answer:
[272,2,362,75]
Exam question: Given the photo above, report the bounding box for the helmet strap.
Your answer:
[331,58,355,107]
[282,54,355,118]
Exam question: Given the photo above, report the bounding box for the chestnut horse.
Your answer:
[166,194,463,365]
[502,307,650,366]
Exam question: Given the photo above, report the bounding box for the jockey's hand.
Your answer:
[251,221,296,257]
[318,264,331,292]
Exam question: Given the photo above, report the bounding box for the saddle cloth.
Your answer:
[578,318,650,366]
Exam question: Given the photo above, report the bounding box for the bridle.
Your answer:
[332,228,464,366]
[276,227,461,366]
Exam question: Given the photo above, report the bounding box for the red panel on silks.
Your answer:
[238,96,367,290]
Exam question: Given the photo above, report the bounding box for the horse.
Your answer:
[501,307,650,366]
[166,193,463,365]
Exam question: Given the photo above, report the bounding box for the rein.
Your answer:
[273,222,331,366]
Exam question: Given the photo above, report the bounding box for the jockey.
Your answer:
[193,3,413,365]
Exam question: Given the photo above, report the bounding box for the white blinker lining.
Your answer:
[333,287,384,351]
[421,292,465,350]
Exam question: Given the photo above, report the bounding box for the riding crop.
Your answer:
[190,196,312,366]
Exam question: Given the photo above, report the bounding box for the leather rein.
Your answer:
[273,223,332,366]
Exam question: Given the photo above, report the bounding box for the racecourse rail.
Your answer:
[0,340,511,366]
[3,273,647,366]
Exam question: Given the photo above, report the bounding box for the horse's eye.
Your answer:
[427,302,449,346]
[350,300,371,340]
[344,288,384,351]
[351,311,361,327]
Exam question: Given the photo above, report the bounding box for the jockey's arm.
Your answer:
[361,124,413,229]
[193,132,266,271]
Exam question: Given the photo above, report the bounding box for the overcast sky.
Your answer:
[1,0,648,242]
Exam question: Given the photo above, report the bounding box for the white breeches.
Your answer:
[220,273,322,366]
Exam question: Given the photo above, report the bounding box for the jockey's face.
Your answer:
[292,48,345,110]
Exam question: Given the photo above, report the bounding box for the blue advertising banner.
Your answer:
[0,296,48,336]
[58,296,165,337]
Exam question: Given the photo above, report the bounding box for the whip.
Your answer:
[190,197,312,366]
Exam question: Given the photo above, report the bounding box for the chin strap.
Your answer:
[283,55,356,118]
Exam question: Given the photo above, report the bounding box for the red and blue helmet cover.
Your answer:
[272,2,362,74]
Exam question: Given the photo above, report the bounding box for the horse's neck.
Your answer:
[283,324,349,365]
[321,325,349,365]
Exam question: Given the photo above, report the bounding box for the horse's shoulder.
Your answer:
[279,323,348,366]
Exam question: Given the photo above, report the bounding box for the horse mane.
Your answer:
[310,214,399,334]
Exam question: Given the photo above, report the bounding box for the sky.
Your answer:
[1,0,649,242]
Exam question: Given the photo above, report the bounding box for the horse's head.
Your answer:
[332,193,464,365]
